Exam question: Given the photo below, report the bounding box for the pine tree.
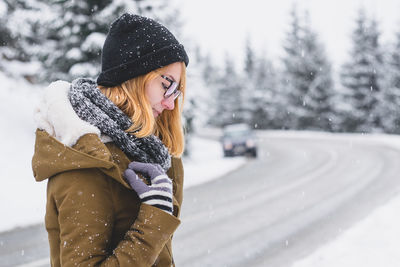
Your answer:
[196,50,221,127]
[340,10,384,133]
[0,0,49,80]
[201,52,220,87]
[250,54,281,129]
[0,1,12,50]
[0,1,12,70]
[367,18,385,130]
[241,37,257,125]
[184,46,214,132]
[281,5,303,129]
[300,13,335,131]
[281,6,335,130]
[4,0,182,83]
[244,36,255,77]
[212,56,243,126]
[380,31,400,133]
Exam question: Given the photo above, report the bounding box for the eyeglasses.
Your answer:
[161,75,182,100]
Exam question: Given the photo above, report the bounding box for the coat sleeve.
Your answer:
[48,168,180,267]
[168,157,184,219]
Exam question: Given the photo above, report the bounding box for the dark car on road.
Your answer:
[221,123,257,157]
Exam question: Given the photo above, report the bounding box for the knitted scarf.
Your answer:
[68,78,171,171]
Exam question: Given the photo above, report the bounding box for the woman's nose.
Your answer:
[162,96,175,110]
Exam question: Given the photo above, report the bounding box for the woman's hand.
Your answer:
[124,161,173,215]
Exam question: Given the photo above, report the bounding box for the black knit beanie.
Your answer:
[97,13,189,87]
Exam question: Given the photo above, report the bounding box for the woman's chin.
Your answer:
[152,109,159,118]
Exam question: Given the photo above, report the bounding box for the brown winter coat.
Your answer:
[32,129,184,266]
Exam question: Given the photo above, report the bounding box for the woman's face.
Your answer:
[145,62,182,118]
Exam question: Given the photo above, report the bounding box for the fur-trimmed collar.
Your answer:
[34,80,111,147]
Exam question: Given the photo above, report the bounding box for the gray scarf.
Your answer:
[68,78,171,171]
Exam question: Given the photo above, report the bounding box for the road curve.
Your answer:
[173,135,400,267]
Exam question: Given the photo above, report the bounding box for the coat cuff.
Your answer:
[136,203,180,234]
[123,204,180,265]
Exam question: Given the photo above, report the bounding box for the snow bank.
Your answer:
[0,72,46,232]
[183,136,246,188]
[293,192,400,267]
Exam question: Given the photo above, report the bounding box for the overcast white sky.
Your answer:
[177,0,400,71]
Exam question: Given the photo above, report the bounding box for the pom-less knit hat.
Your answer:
[97,13,189,87]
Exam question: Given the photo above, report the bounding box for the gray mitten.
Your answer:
[124,161,173,215]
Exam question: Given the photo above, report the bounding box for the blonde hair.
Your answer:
[98,62,186,157]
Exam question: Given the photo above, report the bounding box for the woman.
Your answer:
[32,13,189,266]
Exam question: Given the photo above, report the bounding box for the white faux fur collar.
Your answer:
[34,80,112,146]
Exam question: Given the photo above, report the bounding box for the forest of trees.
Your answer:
[198,7,400,134]
[1,1,400,135]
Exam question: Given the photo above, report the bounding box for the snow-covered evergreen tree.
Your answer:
[340,10,385,133]
[244,36,256,78]
[195,50,221,127]
[211,56,243,126]
[0,1,12,50]
[281,7,335,130]
[281,5,303,129]
[239,35,282,129]
[0,1,11,70]
[208,37,280,129]
[4,0,182,82]
[42,0,183,82]
[300,13,335,130]
[380,31,400,133]
[0,0,48,80]
[240,37,257,125]
[184,47,214,131]
[250,53,282,129]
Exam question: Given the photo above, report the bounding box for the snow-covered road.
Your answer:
[173,135,400,266]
